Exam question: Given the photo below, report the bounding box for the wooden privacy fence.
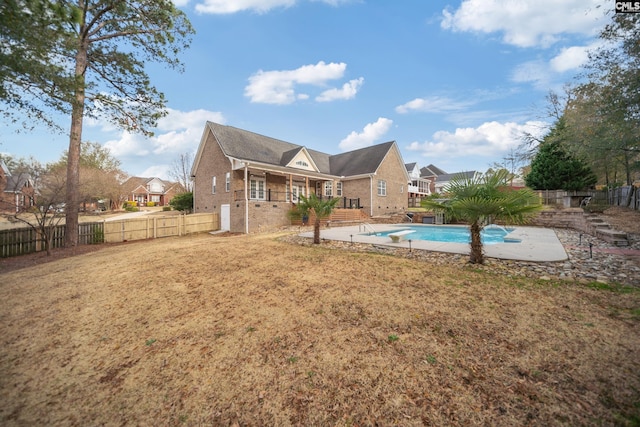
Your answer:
[0,213,219,258]
[102,213,218,243]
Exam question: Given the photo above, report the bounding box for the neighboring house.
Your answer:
[0,161,35,214]
[121,177,182,207]
[406,162,431,207]
[191,122,411,233]
[433,171,482,194]
[420,164,447,194]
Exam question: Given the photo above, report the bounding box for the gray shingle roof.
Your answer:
[206,122,393,176]
[1,161,32,193]
[329,141,395,176]
[436,171,478,182]
[420,164,447,177]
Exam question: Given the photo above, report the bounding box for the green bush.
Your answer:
[121,201,138,212]
[169,192,193,213]
[91,228,104,244]
[162,206,172,211]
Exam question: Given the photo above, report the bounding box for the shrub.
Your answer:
[146,202,156,207]
[162,206,172,211]
[91,228,104,244]
[124,201,138,212]
[169,192,193,213]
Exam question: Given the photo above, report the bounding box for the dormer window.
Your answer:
[295,160,309,167]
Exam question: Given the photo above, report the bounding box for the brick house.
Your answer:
[121,176,182,207]
[191,122,411,233]
[0,161,35,214]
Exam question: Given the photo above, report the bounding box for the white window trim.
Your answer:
[225,172,231,192]
[336,182,343,197]
[377,179,387,196]
[250,177,266,200]
[324,181,333,197]
[212,176,216,194]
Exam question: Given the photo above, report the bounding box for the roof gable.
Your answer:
[329,141,395,176]
[282,147,319,172]
[405,162,420,179]
[421,164,447,177]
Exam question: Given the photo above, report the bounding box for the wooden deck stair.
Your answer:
[327,208,369,226]
[290,208,368,226]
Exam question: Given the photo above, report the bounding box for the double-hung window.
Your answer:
[250,177,265,200]
[324,181,333,197]
[212,176,216,194]
[336,182,343,197]
[377,179,387,196]
[225,172,231,192]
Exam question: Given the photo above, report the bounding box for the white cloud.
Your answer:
[194,0,352,14]
[549,43,600,73]
[316,77,364,102]
[339,117,393,151]
[195,0,295,14]
[510,60,551,90]
[103,132,150,158]
[395,96,475,114]
[141,165,172,180]
[103,108,225,167]
[156,108,221,133]
[406,121,548,167]
[441,0,606,48]
[245,61,363,104]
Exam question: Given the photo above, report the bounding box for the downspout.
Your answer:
[370,174,374,216]
[191,177,195,212]
[244,164,249,234]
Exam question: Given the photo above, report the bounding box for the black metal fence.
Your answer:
[535,186,639,210]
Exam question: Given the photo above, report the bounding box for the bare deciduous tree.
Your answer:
[170,152,194,192]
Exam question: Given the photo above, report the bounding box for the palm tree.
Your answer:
[295,193,340,244]
[423,170,541,264]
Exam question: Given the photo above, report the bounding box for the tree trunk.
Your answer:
[469,221,484,264]
[313,217,321,244]
[65,34,88,247]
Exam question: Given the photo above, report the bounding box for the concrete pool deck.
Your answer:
[299,224,568,262]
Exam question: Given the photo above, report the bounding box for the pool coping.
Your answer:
[298,224,568,262]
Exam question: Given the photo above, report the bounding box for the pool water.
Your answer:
[373,225,513,245]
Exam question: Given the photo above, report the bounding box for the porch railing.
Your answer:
[233,190,362,208]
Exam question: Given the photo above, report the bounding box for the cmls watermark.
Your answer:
[616,1,640,12]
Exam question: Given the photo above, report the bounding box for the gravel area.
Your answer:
[280,225,640,287]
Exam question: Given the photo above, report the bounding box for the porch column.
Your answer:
[289,174,293,204]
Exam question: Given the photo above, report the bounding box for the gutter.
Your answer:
[244,163,249,234]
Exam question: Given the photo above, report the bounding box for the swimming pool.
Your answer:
[371,224,515,244]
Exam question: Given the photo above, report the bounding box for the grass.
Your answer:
[0,231,639,426]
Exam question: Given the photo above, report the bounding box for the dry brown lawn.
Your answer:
[1,231,639,426]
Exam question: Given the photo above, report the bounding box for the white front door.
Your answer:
[221,204,230,231]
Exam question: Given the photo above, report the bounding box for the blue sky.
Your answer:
[2,0,609,179]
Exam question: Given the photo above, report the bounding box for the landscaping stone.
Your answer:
[280,226,640,287]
